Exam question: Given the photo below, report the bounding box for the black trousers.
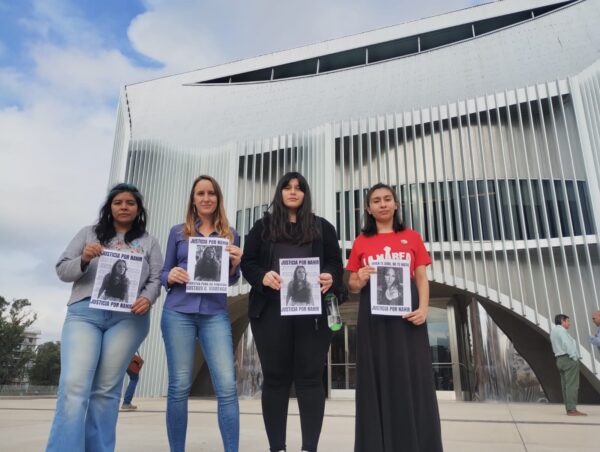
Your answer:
[251,298,332,452]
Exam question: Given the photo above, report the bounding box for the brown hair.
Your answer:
[183,175,233,243]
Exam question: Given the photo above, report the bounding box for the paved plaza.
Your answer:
[1,397,598,451]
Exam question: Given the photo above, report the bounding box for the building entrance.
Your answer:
[327,298,463,399]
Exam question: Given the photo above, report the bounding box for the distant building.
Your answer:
[109,0,600,403]
[13,329,41,384]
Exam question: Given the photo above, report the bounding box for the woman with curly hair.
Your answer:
[46,183,163,452]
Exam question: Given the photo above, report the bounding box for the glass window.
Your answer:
[333,178,593,245]
[467,180,481,241]
[578,181,595,235]
[428,306,453,391]
[329,324,357,390]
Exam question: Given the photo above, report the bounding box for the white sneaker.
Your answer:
[121,403,137,411]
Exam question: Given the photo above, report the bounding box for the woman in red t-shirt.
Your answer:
[347,182,443,452]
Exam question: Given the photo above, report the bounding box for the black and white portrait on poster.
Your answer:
[369,259,411,315]
[280,257,321,316]
[186,237,229,294]
[90,250,143,312]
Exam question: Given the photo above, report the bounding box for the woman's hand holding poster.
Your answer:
[186,237,229,294]
[369,259,411,315]
[90,250,143,312]
[280,258,321,316]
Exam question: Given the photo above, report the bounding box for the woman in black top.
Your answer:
[240,172,343,452]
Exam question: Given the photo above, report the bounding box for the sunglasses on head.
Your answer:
[109,183,143,200]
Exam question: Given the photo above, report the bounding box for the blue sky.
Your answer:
[0,0,492,342]
[0,1,147,63]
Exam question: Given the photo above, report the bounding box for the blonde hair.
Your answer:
[183,175,234,243]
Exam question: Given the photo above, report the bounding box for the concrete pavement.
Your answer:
[1,397,599,451]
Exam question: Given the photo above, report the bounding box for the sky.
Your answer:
[0,0,492,343]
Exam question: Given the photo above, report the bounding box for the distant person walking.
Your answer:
[121,354,144,411]
[550,314,586,416]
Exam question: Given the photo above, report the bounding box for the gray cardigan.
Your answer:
[56,225,163,305]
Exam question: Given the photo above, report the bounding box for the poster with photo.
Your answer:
[186,237,229,294]
[280,257,321,316]
[369,259,411,316]
[90,250,143,312]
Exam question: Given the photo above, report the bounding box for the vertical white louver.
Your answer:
[110,70,600,396]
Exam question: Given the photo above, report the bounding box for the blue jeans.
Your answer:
[123,370,139,404]
[161,308,239,452]
[46,299,150,452]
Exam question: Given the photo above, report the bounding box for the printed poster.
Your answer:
[186,237,229,294]
[90,250,143,312]
[369,259,411,315]
[280,257,321,316]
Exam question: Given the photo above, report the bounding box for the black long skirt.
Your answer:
[354,282,443,452]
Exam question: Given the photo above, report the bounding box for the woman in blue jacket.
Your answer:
[160,175,242,452]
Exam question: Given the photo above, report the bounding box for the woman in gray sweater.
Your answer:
[46,183,163,452]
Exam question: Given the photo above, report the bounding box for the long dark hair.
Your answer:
[264,172,319,244]
[383,267,401,290]
[292,265,308,286]
[109,259,128,280]
[362,183,405,237]
[94,183,147,245]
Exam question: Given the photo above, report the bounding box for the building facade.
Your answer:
[109,0,600,402]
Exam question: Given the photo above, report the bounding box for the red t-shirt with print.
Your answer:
[346,229,431,278]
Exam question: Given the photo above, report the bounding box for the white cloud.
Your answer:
[127,0,486,74]
[0,67,23,99]
[1,0,491,342]
[128,0,381,71]
[0,0,171,342]
[0,45,163,342]
[0,94,115,341]
[31,45,159,102]
[0,250,68,342]
[22,0,102,49]
[128,4,224,72]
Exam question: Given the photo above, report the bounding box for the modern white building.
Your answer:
[109,0,600,403]
[16,329,41,384]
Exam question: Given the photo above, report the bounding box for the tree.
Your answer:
[0,296,38,385]
[29,341,61,386]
